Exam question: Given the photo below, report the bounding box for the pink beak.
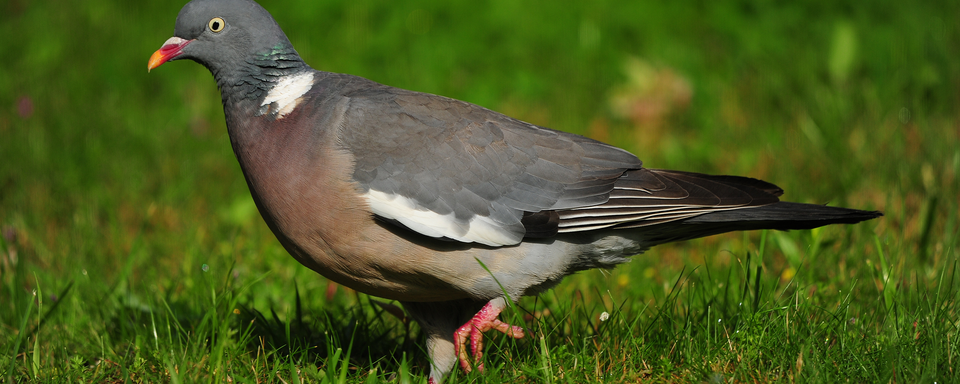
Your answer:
[148,37,192,72]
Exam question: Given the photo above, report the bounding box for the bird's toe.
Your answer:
[453,298,526,373]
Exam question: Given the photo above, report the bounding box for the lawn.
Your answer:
[2,0,958,382]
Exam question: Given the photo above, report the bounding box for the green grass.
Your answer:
[2,0,959,382]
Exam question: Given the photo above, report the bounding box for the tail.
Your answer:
[642,202,882,245]
[684,201,882,229]
[542,167,882,244]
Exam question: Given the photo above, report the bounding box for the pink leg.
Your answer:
[453,298,525,373]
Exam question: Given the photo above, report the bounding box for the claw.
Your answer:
[453,298,525,373]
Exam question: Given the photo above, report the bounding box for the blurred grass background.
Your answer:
[2,0,958,382]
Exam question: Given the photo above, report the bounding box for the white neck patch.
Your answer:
[261,71,314,119]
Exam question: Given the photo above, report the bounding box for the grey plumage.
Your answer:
[338,77,642,244]
[149,0,882,382]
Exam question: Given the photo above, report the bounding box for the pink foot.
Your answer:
[453,299,525,373]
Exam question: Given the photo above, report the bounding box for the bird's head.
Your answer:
[148,0,299,77]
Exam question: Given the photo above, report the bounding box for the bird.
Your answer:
[148,0,881,382]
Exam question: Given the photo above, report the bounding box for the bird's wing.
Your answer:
[555,169,783,233]
[335,75,642,246]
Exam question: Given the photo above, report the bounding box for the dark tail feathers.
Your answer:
[644,201,882,245]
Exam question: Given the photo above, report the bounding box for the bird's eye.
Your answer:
[208,17,225,33]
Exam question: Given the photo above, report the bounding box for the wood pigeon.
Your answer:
[148,0,881,382]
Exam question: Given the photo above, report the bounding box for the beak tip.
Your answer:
[148,51,166,73]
